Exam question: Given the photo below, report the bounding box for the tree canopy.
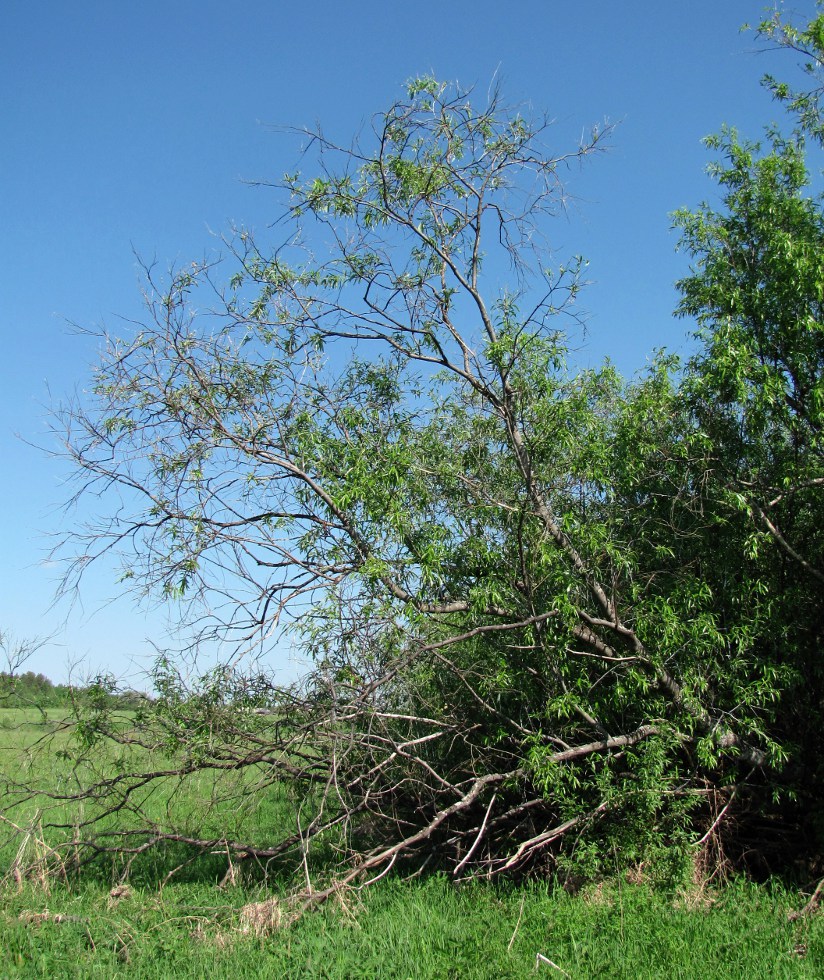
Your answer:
[7,7,823,897]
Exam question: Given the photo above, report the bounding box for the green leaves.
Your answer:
[50,54,824,885]
[666,4,824,853]
[757,2,824,144]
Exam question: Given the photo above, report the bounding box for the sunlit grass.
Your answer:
[1,876,821,978]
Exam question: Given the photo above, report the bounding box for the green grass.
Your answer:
[1,876,820,978]
[1,707,821,978]
[0,706,302,882]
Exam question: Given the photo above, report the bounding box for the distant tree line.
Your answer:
[0,671,148,710]
[0,671,75,708]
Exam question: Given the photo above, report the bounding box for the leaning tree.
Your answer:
[8,15,823,894]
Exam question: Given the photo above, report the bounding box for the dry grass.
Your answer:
[238,896,286,936]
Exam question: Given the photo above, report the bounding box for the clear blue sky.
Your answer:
[0,0,805,685]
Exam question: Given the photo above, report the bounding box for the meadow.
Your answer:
[1,706,821,978]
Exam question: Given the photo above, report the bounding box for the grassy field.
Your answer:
[1,707,821,978]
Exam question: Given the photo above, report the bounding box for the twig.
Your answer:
[788,877,824,921]
[535,952,571,976]
[695,787,737,846]
[507,893,526,951]
[454,792,496,876]
[356,851,397,890]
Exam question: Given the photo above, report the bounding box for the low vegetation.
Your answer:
[2,875,821,978]
[1,706,821,977]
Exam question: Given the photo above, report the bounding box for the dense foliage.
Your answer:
[5,6,822,897]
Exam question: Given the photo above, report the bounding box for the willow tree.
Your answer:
[672,3,824,870]
[13,47,820,893]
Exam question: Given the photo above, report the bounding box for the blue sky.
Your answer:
[0,1,807,685]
